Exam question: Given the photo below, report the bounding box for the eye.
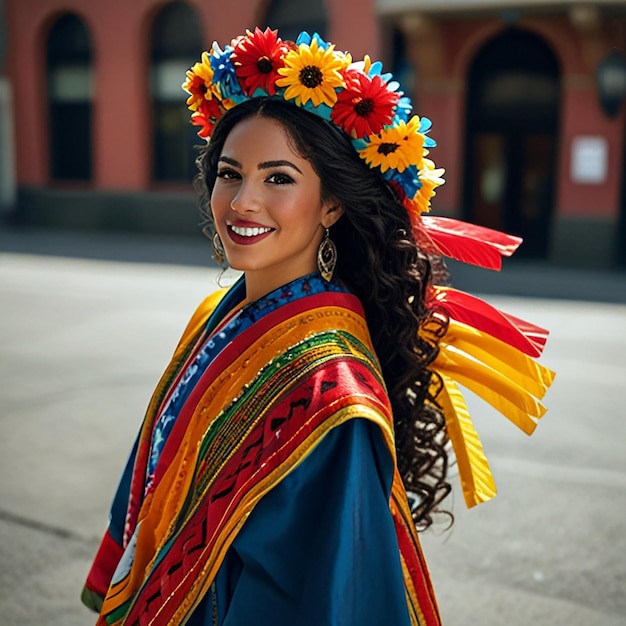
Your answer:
[266,172,295,185]
[216,168,240,180]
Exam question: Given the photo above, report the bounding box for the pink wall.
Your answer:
[557,88,625,218]
[327,0,380,60]
[92,2,151,190]
[524,17,625,220]
[6,0,50,186]
[417,89,463,215]
[8,0,379,191]
[8,0,623,225]
[408,18,511,215]
[6,0,266,190]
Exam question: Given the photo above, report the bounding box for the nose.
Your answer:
[230,180,261,214]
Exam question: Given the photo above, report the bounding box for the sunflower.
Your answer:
[331,70,400,138]
[276,38,347,107]
[359,116,426,173]
[182,51,216,112]
[232,27,291,96]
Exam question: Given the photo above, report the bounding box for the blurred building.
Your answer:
[4,0,626,268]
[385,0,626,269]
[1,0,16,217]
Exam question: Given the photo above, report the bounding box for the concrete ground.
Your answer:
[0,228,625,625]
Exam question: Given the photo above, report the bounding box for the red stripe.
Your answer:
[126,291,363,544]
[429,286,547,357]
[84,530,124,598]
[393,509,442,626]
[124,358,386,624]
[151,291,364,489]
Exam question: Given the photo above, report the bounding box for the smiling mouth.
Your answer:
[226,224,275,245]
[229,225,274,237]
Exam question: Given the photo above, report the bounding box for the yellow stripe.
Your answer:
[166,404,394,626]
[148,305,377,552]
[104,304,377,615]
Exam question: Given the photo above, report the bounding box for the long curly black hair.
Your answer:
[194,98,451,529]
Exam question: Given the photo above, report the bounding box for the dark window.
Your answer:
[151,2,203,183]
[46,13,93,181]
[464,28,560,258]
[262,0,327,41]
[390,27,415,103]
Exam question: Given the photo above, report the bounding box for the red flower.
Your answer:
[190,112,213,139]
[200,95,222,118]
[191,98,223,138]
[190,113,211,138]
[331,70,400,138]
[231,27,290,96]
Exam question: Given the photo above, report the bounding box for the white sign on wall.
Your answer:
[570,136,608,184]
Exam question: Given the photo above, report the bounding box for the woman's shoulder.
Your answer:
[175,288,230,350]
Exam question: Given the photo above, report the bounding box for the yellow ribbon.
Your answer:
[430,319,555,507]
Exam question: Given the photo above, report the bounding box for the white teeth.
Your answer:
[230,225,272,237]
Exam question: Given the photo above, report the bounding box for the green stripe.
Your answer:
[178,329,382,522]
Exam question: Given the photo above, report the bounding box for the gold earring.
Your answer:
[212,232,225,265]
[317,228,337,282]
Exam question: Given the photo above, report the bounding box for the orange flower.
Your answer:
[182,51,216,112]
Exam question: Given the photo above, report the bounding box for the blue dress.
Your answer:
[187,418,411,625]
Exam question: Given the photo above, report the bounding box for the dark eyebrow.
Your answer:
[258,160,303,174]
[218,156,302,175]
[218,156,241,167]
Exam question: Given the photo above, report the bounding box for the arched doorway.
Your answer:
[463,28,560,258]
[46,13,93,181]
[150,1,203,183]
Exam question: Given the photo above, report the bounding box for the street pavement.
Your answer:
[1,229,625,625]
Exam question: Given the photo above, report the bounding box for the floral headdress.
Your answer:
[182,27,444,227]
[182,28,555,511]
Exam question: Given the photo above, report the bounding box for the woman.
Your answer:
[82,29,554,626]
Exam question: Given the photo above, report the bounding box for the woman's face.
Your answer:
[211,115,341,300]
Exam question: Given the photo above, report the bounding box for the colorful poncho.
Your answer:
[83,274,442,625]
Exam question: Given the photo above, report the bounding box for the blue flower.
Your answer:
[393,96,412,123]
[296,31,331,50]
[419,117,437,148]
[210,42,246,102]
[387,165,422,197]
[366,60,388,79]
